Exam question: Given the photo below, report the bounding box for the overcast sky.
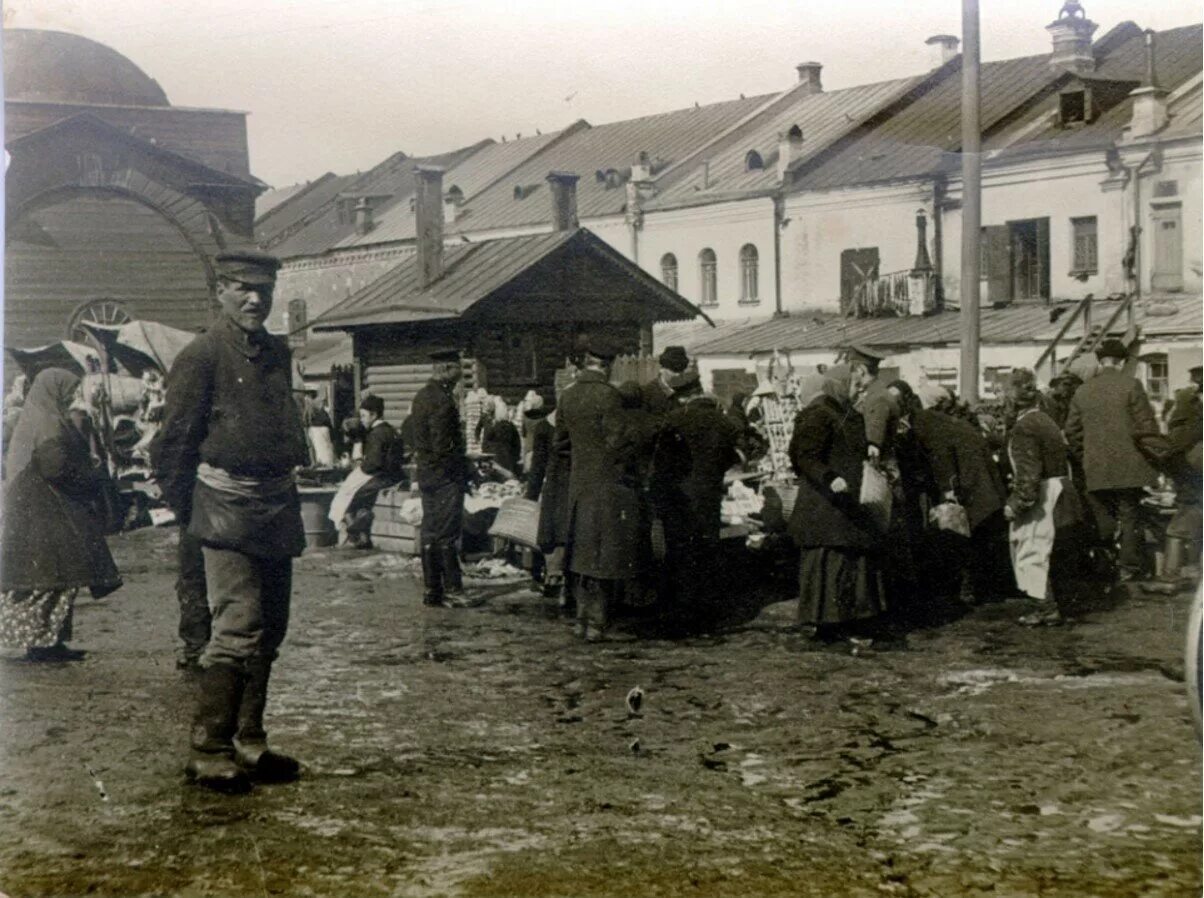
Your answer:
[6,0,1200,187]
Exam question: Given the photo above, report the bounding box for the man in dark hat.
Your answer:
[652,367,741,631]
[1041,371,1083,430]
[1065,338,1163,580]
[558,339,644,640]
[641,345,690,417]
[153,249,309,794]
[845,344,893,457]
[409,349,476,607]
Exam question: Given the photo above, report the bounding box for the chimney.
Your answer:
[443,186,464,226]
[631,150,652,183]
[1046,2,1097,74]
[415,166,444,287]
[795,62,823,94]
[546,171,579,231]
[1128,30,1169,139]
[925,34,960,67]
[353,197,374,236]
[777,125,804,183]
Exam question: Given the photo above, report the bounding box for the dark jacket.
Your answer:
[409,379,467,490]
[525,418,554,501]
[1064,368,1160,492]
[654,396,740,540]
[1006,408,1081,530]
[640,377,677,417]
[152,319,308,558]
[482,419,521,475]
[1166,385,1203,500]
[535,421,571,550]
[912,409,1007,531]
[559,368,644,580]
[361,421,403,478]
[787,396,879,552]
[2,429,122,596]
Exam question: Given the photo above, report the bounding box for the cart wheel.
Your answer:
[1186,586,1203,739]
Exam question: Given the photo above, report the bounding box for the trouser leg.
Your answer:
[1114,489,1144,575]
[176,527,210,665]
[421,481,464,603]
[186,662,251,793]
[419,541,444,604]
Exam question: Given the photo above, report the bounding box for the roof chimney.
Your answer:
[546,171,579,231]
[925,34,960,68]
[795,62,823,94]
[631,150,652,183]
[353,197,374,236]
[443,185,464,226]
[415,166,444,287]
[1128,29,1169,139]
[777,125,804,183]
[1045,1,1097,74]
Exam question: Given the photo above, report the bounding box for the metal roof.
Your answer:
[255,171,361,245]
[255,181,312,223]
[314,228,709,330]
[691,298,1203,356]
[448,95,773,234]
[336,128,571,249]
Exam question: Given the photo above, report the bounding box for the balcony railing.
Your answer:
[847,269,940,318]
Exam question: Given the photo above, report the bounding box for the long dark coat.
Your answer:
[409,379,468,490]
[1167,386,1203,502]
[2,428,121,596]
[654,396,741,540]
[524,417,554,501]
[558,369,644,580]
[535,428,571,550]
[787,396,879,552]
[1064,368,1160,492]
[912,408,1007,531]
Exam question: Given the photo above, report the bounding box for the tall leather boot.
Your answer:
[420,541,444,606]
[440,542,479,608]
[185,663,252,794]
[234,658,301,783]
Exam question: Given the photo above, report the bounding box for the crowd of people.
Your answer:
[0,243,1199,796]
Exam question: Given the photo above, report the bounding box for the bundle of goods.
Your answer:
[466,478,525,513]
[721,479,764,525]
[463,388,489,454]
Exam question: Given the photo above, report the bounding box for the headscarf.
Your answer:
[797,373,827,408]
[820,364,854,408]
[4,368,81,480]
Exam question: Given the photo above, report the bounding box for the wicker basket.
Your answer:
[487,497,540,548]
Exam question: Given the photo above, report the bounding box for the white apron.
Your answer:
[328,466,373,525]
[1007,425,1066,602]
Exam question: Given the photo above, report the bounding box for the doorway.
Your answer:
[1150,203,1183,292]
[1007,218,1050,302]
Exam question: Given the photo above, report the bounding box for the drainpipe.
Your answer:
[773,192,785,317]
[932,180,945,306]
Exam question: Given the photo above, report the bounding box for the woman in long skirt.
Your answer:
[788,365,887,642]
[0,368,121,661]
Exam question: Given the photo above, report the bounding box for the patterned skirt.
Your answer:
[0,588,78,650]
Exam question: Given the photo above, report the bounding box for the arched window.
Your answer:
[660,253,679,292]
[739,244,759,304]
[745,150,764,172]
[698,248,717,307]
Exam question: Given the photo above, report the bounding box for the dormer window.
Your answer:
[745,150,764,171]
[1059,89,1087,126]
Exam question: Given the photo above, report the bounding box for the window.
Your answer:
[1154,180,1179,198]
[739,244,759,304]
[983,366,1013,398]
[745,150,764,172]
[287,298,308,348]
[1059,90,1086,126]
[921,366,958,389]
[1145,354,1169,404]
[660,253,679,292]
[1071,216,1098,274]
[505,331,538,383]
[698,248,717,307]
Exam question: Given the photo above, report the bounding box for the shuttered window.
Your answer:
[1071,216,1098,274]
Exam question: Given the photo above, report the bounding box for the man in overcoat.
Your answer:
[558,340,640,641]
[1064,339,1162,579]
[409,350,475,607]
[153,250,309,794]
[640,345,689,417]
[652,369,741,630]
[1164,365,1203,577]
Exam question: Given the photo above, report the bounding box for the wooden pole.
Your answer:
[960,0,982,402]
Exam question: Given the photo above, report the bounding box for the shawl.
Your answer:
[4,368,80,481]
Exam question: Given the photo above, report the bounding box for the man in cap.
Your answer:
[1162,364,1204,581]
[153,250,309,793]
[1065,338,1163,580]
[1041,371,1083,431]
[409,349,475,607]
[652,367,742,631]
[558,338,644,640]
[845,344,894,458]
[641,345,690,417]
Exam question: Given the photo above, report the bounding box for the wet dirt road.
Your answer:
[0,527,1200,897]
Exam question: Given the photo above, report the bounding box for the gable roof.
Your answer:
[336,126,577,249]
[255,180,320,222]
[313,228,709,330]
[265,141,491,259]
[448,95,774,235]
[254,172,361,244]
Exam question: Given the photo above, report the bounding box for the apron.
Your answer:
[329,466,374,525]
[1007,415,1066,601]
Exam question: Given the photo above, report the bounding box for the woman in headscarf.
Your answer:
[787,364,887,643]
[1003,368,1085,626]
[0,368,121,661]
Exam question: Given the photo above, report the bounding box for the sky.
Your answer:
[5,0,1201,187]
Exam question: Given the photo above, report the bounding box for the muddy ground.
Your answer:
[0,526,1200,898]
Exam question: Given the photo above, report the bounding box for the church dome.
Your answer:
[4,29,170,107]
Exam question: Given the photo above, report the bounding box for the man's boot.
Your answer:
[420,541,444,606]
[185,663,252,794]
[234,658,301,783]
[440,542,480,607]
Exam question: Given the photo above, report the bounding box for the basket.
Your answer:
[487,497,540,548]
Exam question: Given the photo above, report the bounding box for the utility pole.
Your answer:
[960,0,982,401]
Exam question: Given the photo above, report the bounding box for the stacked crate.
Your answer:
[371,487,420,554]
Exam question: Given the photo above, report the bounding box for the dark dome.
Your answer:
[4,29,170,107]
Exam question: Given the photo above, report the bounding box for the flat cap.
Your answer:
[658,345,690,373]
[846,344,887,370]
[1094,338,1129,362]
[214,250,281,285]
[429,348,461,362]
